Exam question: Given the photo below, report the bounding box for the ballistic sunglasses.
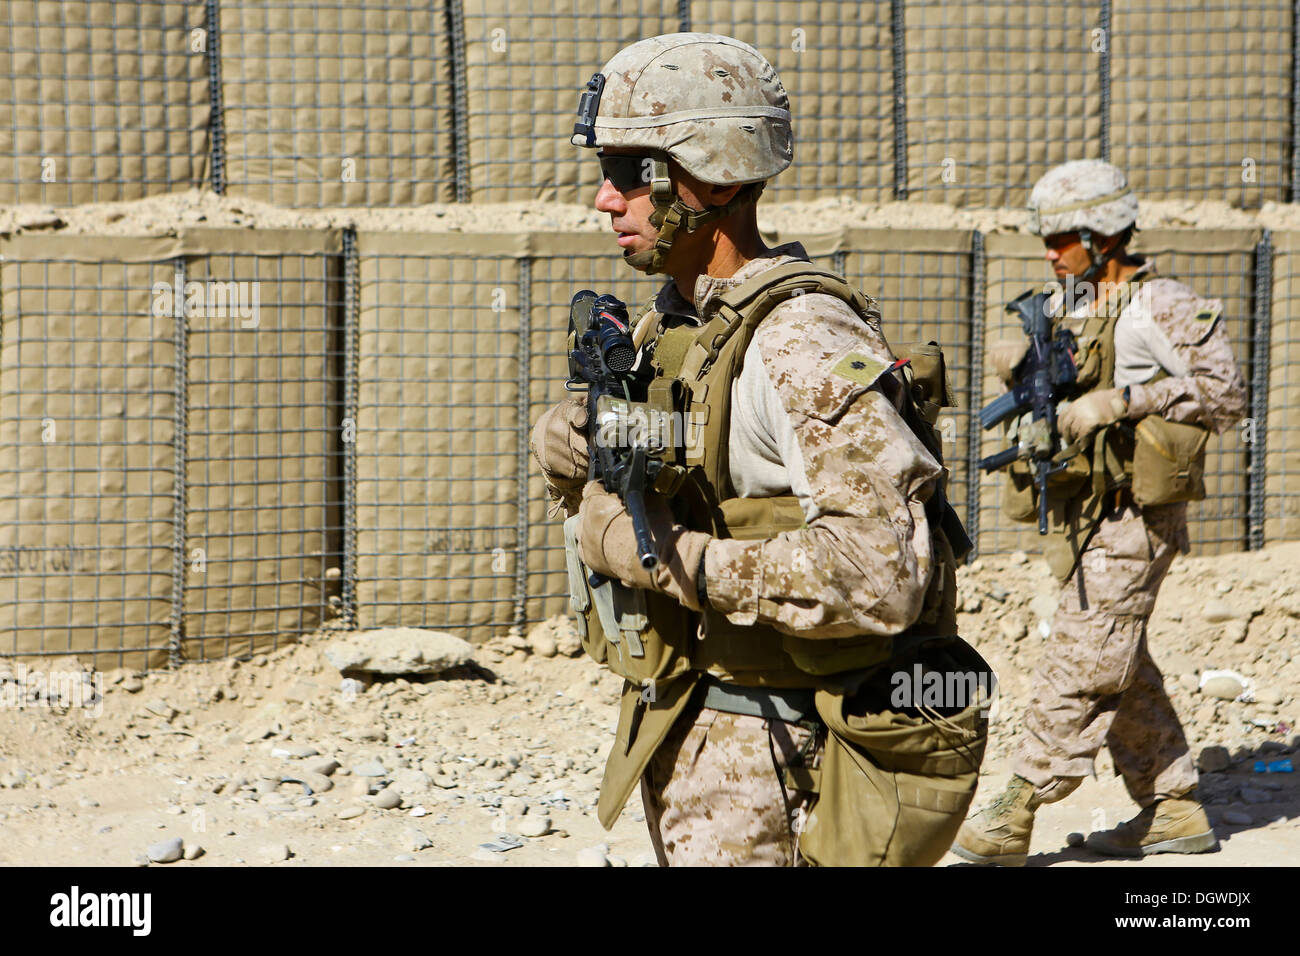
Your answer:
[597,151,657,192]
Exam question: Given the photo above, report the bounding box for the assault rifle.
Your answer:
[565,290,662,570]
[978,288,1080,534]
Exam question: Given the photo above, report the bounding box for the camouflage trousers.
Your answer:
[640,703,820,866]
[1014,499,1199,808]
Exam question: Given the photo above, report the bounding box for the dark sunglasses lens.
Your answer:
[599,154,650,191]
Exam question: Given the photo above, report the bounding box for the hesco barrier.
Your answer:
[0,0,210,205]
[3,1,1298,206]
[0,226,1290,666]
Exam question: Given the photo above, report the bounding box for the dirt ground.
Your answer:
[0,189,1277,240]
[0,541,1295,868]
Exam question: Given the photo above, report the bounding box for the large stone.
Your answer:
[147,837,184,864]
[323,628,474,676]
[1200,672,1246,701]
[1196,745,1231,773]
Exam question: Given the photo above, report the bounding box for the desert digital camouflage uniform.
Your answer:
[1013,260,1247,808]
[632,243,943,865]
[543,33,977,867]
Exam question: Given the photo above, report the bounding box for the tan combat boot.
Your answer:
[950,775,1039,867]
[1086,794,1219,857]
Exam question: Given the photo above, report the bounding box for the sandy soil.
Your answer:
[0,542,1295,868]
[0,189,1275,240]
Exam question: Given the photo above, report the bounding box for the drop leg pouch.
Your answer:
[798,637,992,867]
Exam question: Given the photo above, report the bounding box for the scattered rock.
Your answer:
[1066,832,1085,848]
[389,769,431,794]
[405,828,434,852]
[283,770,334,795]
[352,760,388,777]
[501,796,527,817]
[1224,620,1249,644]
[121,678,144,693]
[146,837,184,864]
[1200,671,1247,701]
[998,618,1028,642]
[1202,600,1240,623]
[576,844,610,867]
[323,628,474,675]
[259,844,291,864]
[472,847,506,864]
[1257,687,1285,706]
[530,634,558,658]
[1221,810,1252,826]
[372,788,403,810]
[183,844,204,861]
[337,806,366,820]
[271,744,319,759]
[1196,746,1232,773]
[517,815,551,838]
[303,757,340,777]
[1239,787,1273,804]
[1008,550,1028,565]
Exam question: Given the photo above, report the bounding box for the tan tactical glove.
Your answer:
[987,336,1029,386]
[530,395,589,516]
[575,481,711,612]
[1058,388,1129,444]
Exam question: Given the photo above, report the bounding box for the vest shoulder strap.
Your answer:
[679,262,880,382]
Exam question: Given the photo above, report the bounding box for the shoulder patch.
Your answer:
[831,352,890,386]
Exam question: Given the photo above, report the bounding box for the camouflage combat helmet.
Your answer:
[571,33,793,272]
[1028,159,1139,279]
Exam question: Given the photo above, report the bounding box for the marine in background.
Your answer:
[953,159,1247,865]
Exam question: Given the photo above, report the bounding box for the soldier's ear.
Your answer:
[705,182,742,206]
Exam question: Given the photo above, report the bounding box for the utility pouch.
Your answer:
[892,341,955,426]
[1131,415,1208,506]
[798,637,991,867]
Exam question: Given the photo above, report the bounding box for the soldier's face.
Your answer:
[1043,232,1092,280]
[594,148,659,263]
[593,147,735,275]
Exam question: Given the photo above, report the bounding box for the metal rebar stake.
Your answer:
[341,228,360,628]
[513,259,534,631]
[446,0,471,203]
[169,258,189,666]
[966,231,987,557]
[1249,232,1273,550]
[890,0,908,200]
[205,0,226,194]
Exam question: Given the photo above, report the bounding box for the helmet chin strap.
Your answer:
[1077,227,1118,284]
[623,158,765,274]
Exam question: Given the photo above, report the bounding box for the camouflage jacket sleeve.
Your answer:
[701,293,943,639]
[1120,279,1248,434]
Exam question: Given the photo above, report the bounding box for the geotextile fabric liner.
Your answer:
[1110,2,1292,207]
[1267,232,1300,541]
[181,229,344,661]
[0,0,210,205]
[0,237,179,671]
[461,0,682,203]
[979,230,1259,558]
[354,232,528,638]
[687,0,894,201]
[902,1,1104,207]
[219,0,456,206]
